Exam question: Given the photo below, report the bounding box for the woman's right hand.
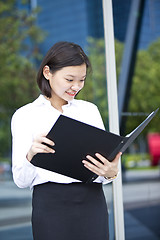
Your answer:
[26,133,55,162]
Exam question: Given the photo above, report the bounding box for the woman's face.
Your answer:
[46,64,86,105]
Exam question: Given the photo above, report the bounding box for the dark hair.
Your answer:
[37,41,91,98]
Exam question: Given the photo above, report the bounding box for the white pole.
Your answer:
[102,0,125,239]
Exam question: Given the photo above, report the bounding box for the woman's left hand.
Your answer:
[82,152,122,179]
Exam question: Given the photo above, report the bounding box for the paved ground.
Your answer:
[0,169,159,240]
[0,180,32,240]
[123,169,160,240]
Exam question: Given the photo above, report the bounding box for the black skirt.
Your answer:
[32,182,109,240]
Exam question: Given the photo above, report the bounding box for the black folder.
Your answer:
[31,108,159,183]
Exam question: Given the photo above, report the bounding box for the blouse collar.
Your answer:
[33,94,74,109]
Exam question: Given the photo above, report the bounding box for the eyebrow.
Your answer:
[66,74,86,78]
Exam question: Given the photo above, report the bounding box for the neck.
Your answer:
[46,96,68,113]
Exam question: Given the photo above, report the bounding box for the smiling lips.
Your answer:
[66,91,77,97]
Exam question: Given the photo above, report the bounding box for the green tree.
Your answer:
[78,37,160,137]
[126,39,160,135]
[77,37,123,128]
[0,0,45,158]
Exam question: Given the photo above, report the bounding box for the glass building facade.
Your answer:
[35,0,104,54]
[31,0,160,54]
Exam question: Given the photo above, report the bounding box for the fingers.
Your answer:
[82,156,105,176]
[111,152,122,164]
[34,133,55,147]
[27,133,55,162]
[82,152,122,178]
[33,133,55,153]
[32,141,55,154]
[94,152,122,164]
[82,163,101,176]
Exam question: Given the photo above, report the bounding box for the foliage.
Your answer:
[77,37,123,128]
[1,5,160,160]
[122,153,151,169]
[0,0,45,157]
[78,37,160,137]
[126,38,160,135]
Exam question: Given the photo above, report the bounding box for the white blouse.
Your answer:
[11,95,112,189]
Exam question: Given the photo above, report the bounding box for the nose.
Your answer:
[71,83,82,91]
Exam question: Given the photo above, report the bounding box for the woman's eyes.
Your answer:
[65,79,85,82]
[66,79,73,82]
[65,78,76,82]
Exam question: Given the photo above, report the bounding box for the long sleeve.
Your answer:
[11,95,117,188]
[11,109,37,188]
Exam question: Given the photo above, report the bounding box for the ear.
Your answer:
[43,65,52,80]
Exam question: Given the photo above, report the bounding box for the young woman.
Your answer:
[11,41,121,240]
